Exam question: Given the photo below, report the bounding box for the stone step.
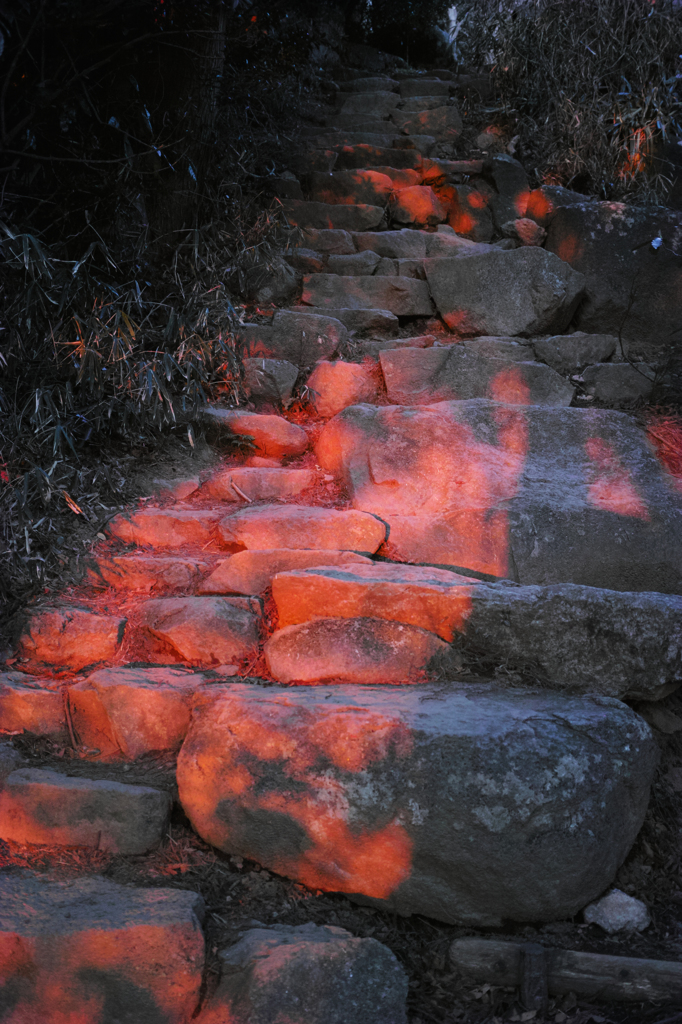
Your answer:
[307,169,394,207]
[305,359,380,417]
[399,95,449,111]
[93,553,210,591]
[284,199,385,232]
[138,595,261,666]
[333,76,400,93]
[242,356,298,405]
[532,332,619,374]
[198,923,407,1024]
[378,346,575,406]
[198,549,373,596]
[270,564,682,699]
[68,665,209,759]
[218,504,387,554]
[0,872,204,1022]
[18,607,127,672]
[0,767,171,852]
[335,144,423,171]
[315,399,682,592]
[237,308,348,365]
[301,273,434,316]
[264,616,447,684]
[300,227,356,254]
[326,250,382,275]
[200,467,315,502]
[352,226,480,259]
[390,106,462,142]
[400,79,451,97]
[0,671,68,741]
[388,185,447,229]
[176,681,656,926]
[338,92,401,116]
[108,509,222,551]
[203,409,309,456]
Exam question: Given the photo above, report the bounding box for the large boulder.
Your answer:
[424,248,585,336]
[316,400,682,592]
[0,873,204,1023]
[177,682,657,927]
[379,346,574,406]
[544,202,682,362]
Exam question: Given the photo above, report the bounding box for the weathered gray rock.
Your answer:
[483,153,529,205]
[399,95,448,111]
[400,79,450,97]
[265,616,447,684]
[533,332,618,373]
[290,305,399,336]
[243,358,299,405]
[424,248,585,336]
[271,565,682,699]
[272,309,347,365]
[108,508,223,548]
[199,549,372,596]
[218,504,387,554]
[177,682,657,926]
[335,144,423,171]
[327,251,381,276]
[139,596,261,665]
[459,336,535,361]
[340,91,401,115]
[0,672,67,741]
[338,76,400,93]
[0,768,171,853]
[526,185,594,227]
[388,186,447,228]
[17,607,126,672]
[285,200,385,232]
[302,274,434,316]
[0,872,204,1023]
[301,228,355,254]
[392,107,462,141]
[544,202,682,362]
[316,400,682,592]
[353,228,427,258]
[308,169,394,207]
[583,889,651,934]
[379,346,575,406]
[201,467,314,503]
[242,258,299,306]
[449,185,495,242]
[197,923,408,1024]
[582,362,655,405]
[203,409,309,457]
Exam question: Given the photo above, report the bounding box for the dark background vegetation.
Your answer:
[1,0,681,625]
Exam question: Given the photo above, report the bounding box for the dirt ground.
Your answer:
[4,685,682,1024]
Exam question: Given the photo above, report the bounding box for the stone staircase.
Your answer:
[1,64,681,1023]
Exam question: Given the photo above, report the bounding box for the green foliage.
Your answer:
[459,0,682,200]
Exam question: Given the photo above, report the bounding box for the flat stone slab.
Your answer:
[285,200,385,232]
[219,505,387,554]
[93,554,209,592]
[316,400,682,591]
[197,923,407,1024]
[0,672,67,741]
[177,682,657,926]
[532,332,618,373]
[289,305,399,336]
[242,357,298,405]
[109,509,223,548]
[582,362,655,405]
[138,596,261,665]
[271,569,682,699]
[272,562,480,640]
[69,666,208,759]
[265,617,447,684]
[391,107,462,141]
[0,767,171,853]
[271,309,348,365]
[203,410,309,457]
[424,248,585,336]
[307,360,379,418]
[198,549,372,596]
[335,144,423,171]
[308,169,394,207]
[379,346,575,406]
[302,274,434,316]
[201,467,314,502]
[0,872,204,1023]
[17,607,126,672]
[340,91,401,115]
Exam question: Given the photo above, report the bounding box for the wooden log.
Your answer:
[450,938,682,1004]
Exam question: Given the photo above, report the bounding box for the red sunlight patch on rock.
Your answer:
[198,549,372,596]
[309,169,394,207]
[0,673,68,741]
[218,504,387,554]
[204,409,309,457]
[0,872,205,1024]
[305,360,379,419]
[138,596,261,665]
[389,185,447,229]
[264,616,447,685]
[108,509,223,549]
[17,607,126,672]
[271,562,480,641]
[586,437,650,521]
[0,767,171,853]
[92,554,209,592]
[177,685,414,898]
[200,466,314,502]
[68,666,207,759]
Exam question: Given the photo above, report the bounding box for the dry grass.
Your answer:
[458,0,682,201]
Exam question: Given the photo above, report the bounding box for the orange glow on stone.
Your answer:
[585,437,650,519]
